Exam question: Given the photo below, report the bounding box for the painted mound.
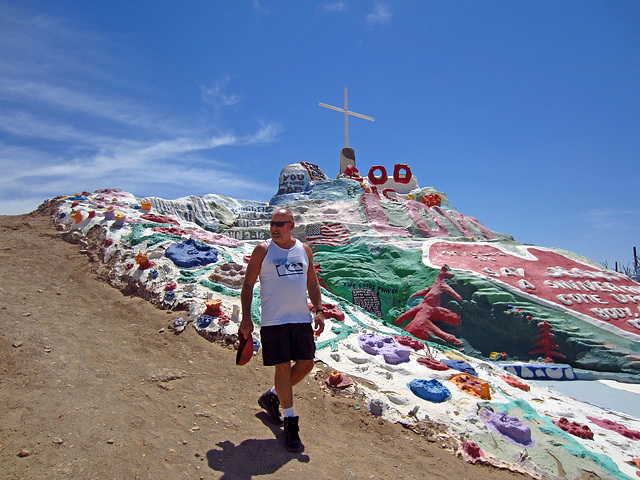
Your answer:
[43,160,640,480]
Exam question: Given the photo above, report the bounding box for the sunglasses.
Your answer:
[270,220,292,227]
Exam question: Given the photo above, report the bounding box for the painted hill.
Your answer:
[44,159,640,479]
[55,160,640,374]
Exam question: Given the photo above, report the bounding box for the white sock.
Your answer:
[269,386,277,396]
[282,407,295,418]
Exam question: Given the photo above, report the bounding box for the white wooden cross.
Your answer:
[319,87,375,148]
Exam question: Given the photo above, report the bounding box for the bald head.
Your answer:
[272,208,294,222]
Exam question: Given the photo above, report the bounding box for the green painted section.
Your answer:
[199,279,242,297]
[314,243,439,324]
[316,322,358,352]
[179,265,215,282]
[125,223,182,246]
[313,244,640,373]
[444,271,640,372]
[251,285,261,325]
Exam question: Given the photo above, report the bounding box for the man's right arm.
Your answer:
[239,242,268,337]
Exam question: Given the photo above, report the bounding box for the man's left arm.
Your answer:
[304,244,324,335]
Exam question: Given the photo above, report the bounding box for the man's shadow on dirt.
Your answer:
[206,412,310,479]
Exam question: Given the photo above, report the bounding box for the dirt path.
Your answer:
[0,210,532,480]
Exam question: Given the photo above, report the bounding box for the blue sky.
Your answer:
[1,1,638,267]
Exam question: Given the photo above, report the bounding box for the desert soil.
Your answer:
[0,209,533,480]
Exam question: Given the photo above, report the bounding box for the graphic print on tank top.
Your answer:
[274,257,305,277]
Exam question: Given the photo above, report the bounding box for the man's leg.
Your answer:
[274,362,293,409]
[290,359,315,386]
[273,359,314,409]
[274,360,313,453]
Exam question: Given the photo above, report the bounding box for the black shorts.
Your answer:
[260,323,316,366]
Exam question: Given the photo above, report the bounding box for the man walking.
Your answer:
[240,208,325,452]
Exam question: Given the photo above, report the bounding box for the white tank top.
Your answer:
[259,239,312,327]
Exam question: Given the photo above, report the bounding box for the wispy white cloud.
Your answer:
[201,76,243,114]
[323,2,347,13]
[0,120,281,192]
[0,80,175,136]
[366,2,392,26]
[582,209,640,231]
[0,125,276,209]
[252,0,270,16]
[242,121,284,145]
[0,7,131,91]
[0,7,280,214]
[0,111,104,144]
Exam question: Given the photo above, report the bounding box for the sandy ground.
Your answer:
[0,210,533,480]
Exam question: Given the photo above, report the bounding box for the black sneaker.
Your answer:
[258,390,283,425]
[283,416,303,452]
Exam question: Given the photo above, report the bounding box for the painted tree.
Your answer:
[529,320,566,363]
